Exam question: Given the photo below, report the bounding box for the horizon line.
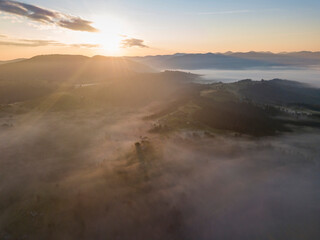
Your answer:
[1,50,320,61]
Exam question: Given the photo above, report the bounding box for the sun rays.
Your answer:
[87,16,128,54]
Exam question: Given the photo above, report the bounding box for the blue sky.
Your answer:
[0,0,319,59]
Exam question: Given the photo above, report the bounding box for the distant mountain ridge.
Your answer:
[131,51,320,70]
[2,51,319,71]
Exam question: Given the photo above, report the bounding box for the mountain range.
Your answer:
[1,52,319,73]
[131,51,320,70]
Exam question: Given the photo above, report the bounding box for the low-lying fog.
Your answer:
[1,108,320,240]
[172,67,320,87]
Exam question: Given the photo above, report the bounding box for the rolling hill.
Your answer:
[228,79,320,105]
[0,54,155,104]
[0,54,154,84]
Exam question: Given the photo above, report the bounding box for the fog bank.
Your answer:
[1,109,320,240]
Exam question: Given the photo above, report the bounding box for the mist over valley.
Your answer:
[0,53,320,239]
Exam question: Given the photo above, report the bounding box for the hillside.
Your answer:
[1,68,320,239]
[224,79,320,105]
[0,55,154,83]
[146,78,320,136]
[0,54,156,104]
[1,55,320,136]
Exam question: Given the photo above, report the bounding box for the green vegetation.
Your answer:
[1,55,320,240]
[1,58,320,137]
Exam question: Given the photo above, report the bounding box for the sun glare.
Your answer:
[89,16,128,55]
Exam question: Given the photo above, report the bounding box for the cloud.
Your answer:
[70,43,100,48]
[0,34,7,38]
[0,0,98,32]
[0,39,61,47]
[58,18,97,32]
[121,38,148,48]
[0,37,100,48]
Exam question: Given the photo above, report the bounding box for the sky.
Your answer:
[0,0,319,60]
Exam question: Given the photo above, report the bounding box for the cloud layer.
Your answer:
[121,38,148,48]
[0,37,99,48]
[0,0,98,32]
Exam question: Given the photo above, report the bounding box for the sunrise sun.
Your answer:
[89,16,127,54]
